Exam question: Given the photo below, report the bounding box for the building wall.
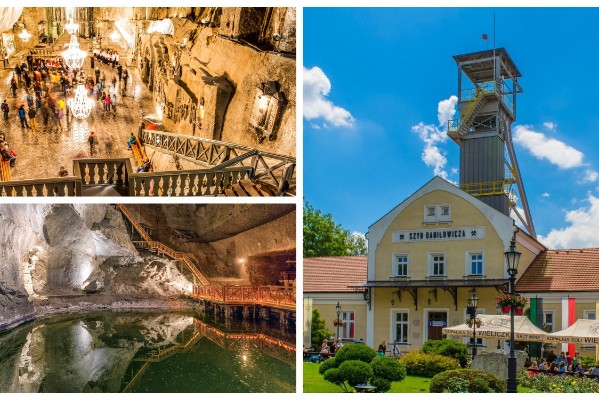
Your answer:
[303,293,367,348]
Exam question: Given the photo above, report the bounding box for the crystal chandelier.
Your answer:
[18,28,31,43]
[68,83,95,119]
[65,18,79,35]
[62,35,87,70]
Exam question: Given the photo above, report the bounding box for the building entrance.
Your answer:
[427,311,448,340]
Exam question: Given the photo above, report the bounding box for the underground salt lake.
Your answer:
[0,311,296,393]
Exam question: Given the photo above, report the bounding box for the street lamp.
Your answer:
[467,289,479,358]
[336,302,341,340]
[504,236,521,393]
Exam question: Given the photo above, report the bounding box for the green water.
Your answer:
[0,311,295,393]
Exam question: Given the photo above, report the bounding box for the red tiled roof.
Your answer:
[304,256,367,293]
[517,248,599,292]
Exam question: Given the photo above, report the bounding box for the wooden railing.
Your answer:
[73,158,133,187]
[127,166,253,196]
[192,285,296,310]
[116,204,209,286]
[139,130,296,195]
[0,177,81,196]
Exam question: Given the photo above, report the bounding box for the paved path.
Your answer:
[0,45,152,180]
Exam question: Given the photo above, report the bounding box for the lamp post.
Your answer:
[504,236,521,393]
[336,302,341,340]
[467,289,479,358]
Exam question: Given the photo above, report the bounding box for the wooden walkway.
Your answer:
[130,141,154,171]
[116,204,209,285]
[0,161,11,181]
[191,284,295,311]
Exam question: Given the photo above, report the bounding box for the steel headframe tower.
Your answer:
[448,48,536,238]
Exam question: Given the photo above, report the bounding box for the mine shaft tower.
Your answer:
[448,48,535,238]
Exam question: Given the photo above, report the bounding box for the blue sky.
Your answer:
[304,8,599,249]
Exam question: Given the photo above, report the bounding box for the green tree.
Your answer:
[304,201,367,257]
[311,308,333,348]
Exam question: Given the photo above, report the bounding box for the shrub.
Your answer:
[400,351,461,377]
[518,370,599,393]
[311,309,333,348]
[422,338,468,367]
[581,356,596,369]
[369,375,391,393]
[371,356,407,382]
[430,369,505,393]
[323,368,344,386]
[319,356,338,375]
[338,360,373,388]
[334,343,377,364]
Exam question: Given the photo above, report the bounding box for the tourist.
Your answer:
[136,158,152,173]
[104,93,112,112]
[556,351,566,365]
[18,105,30,129]
[572,352,581,370]
[530,360,538,369]
[548,361,559,373]
[1,144,17,167]
[538,358,548,370]
[327,336,335,353]
[28,107,36,129]
[117,64,123,81]
[10,77,17,97]
[95,66,100,83]
[558,361,567,373]
[377,340,387,356]
[335,338,344,352]
[320,340,329,354]
[15,64,22,84]
[88,131,95,156]
[1,100,9,120]
[127,133,137,149]
[58,166,68,177]
[111,93,116,112]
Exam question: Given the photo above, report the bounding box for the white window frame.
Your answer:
[339,310,356,340]
[465,251,484,276]
[392,253,409,277]
[424,204,451,223]
[543,310,555,332]
[428,252,447,277]
[463,307,486,348]
[584,310,596,320]
[390,309,409,345]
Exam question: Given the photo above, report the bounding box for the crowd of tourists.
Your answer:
[529,350,599,376]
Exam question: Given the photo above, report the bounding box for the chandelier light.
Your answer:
[18,28,31,42]
[62,35,87,70]
[68,83,94,119]
[65,18,79,35]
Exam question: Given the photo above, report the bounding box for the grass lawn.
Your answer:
[303,362,533,393]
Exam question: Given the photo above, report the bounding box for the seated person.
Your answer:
[377,340,387,356]
[1,144,16,167]
[127,133,137,149]
[591,363,599,376]
[136,158,151,173]
[530,361,539,370]
[320,340,329,354]
[558,361,567,372]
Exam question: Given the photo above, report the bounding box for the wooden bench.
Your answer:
[0,160,11,181]
[130,141,153,172]
[303,350,334,363]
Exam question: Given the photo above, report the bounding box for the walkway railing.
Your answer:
[127,166,253,196]
[116,204,209,286]
[73,158,133,187]
[139,130,295,195]
[192,285,296,310]
[0,176,81,196]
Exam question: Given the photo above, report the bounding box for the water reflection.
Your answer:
[0,311,295,393]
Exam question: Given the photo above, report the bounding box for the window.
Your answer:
[543,311,554,332]
[424,204,451,222]
[339,311,355,340]
[393,311,409,344]
[394,254,409,276]
[468,252,484,275]
[584,310,596,320]
[429,253,446,276]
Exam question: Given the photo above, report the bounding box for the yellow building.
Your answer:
[357,176,545,352]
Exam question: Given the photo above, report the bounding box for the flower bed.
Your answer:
[519,370,599,393]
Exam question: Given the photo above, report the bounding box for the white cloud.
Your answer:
[538,194,599,249]
[583,169,599,183]
[303,66,355,128]
[412,95,458,180]
[541,192,550,198]
[543,122,557,131]
[513,125,584,169]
